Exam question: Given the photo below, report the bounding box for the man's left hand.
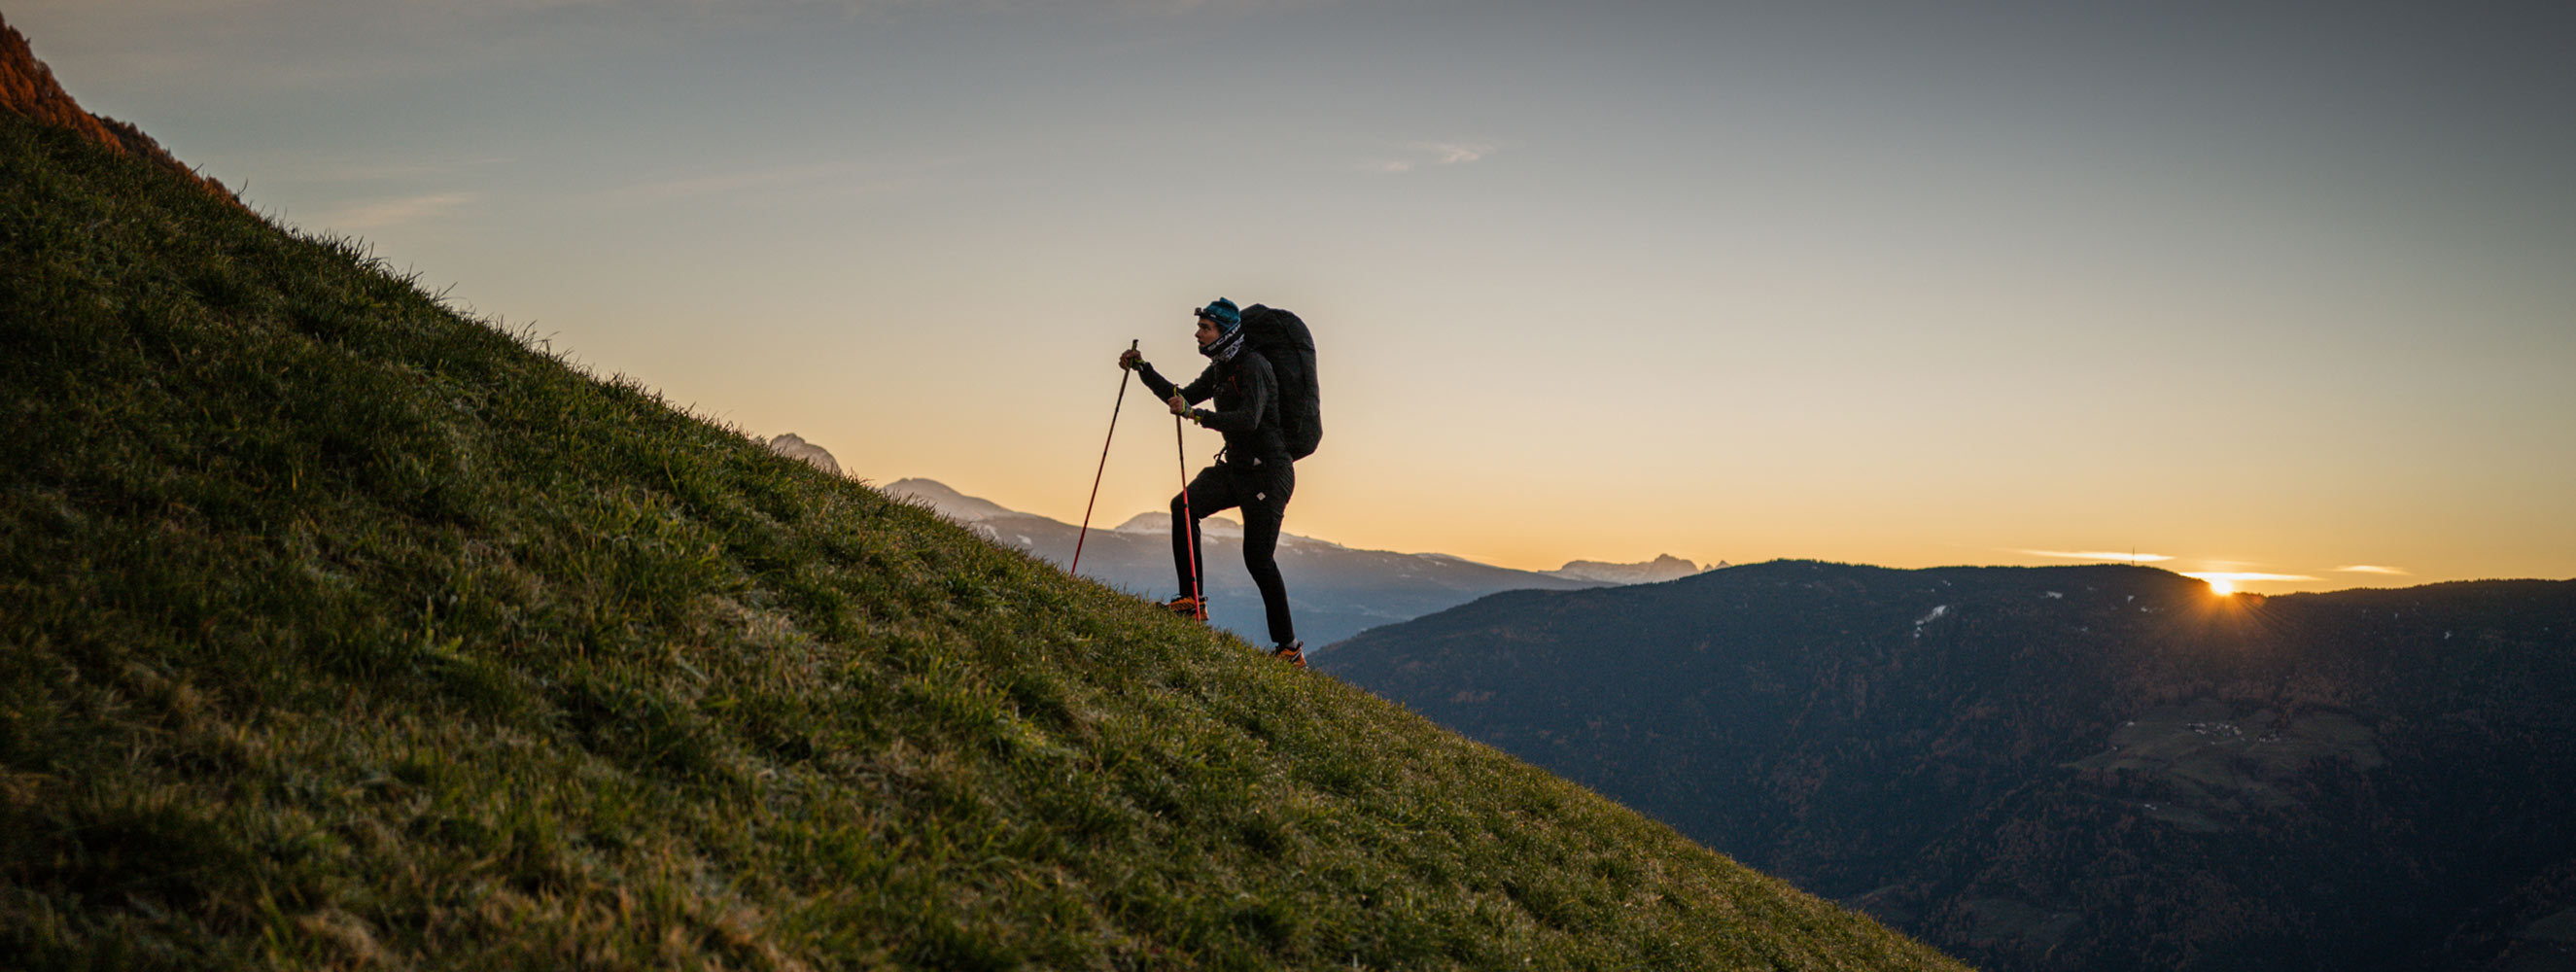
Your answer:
[1167,394,1189,416]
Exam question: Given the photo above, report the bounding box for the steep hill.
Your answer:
[0,73,1962,971]
[1319,560,2576,972]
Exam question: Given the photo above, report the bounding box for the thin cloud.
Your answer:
[2181,572,2320,583]
[318,191,475,230]
[2334,565,2411,575]
[1098,0,1323,13]
[599,162,925,207]
[608,164,861,204]
[2017,549,2175,563]
[310,157,512,183]
[1362,140,1497,175]
[1418,141,1494,164]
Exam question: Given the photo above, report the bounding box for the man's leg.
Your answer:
[1237,469,1296,647]
[1169,467,1246,603]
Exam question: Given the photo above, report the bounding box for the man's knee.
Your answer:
[1169,492,1191,520]
[1244,497,1287,535]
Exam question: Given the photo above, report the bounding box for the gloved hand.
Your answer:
[1118,348,1143,370]
[1166,393,1189,416]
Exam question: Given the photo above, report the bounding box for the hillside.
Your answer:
[0,75,1963,971]
[1319,560,2576,972]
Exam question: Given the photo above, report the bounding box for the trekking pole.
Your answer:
[1070,339,1136,576]
[1176,405,1204,619]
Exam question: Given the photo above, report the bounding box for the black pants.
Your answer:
[1171,459,1295,645]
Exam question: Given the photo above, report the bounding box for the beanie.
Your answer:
[1194,297,1241,333]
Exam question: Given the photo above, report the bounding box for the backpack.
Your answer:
[1237,304,1321,460]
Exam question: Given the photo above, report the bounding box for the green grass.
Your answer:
[0,110,1968,971]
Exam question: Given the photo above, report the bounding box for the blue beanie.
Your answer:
[1195,297,1241,333]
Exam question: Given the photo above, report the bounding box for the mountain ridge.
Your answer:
[885,475,1703,580]
[878,475,1654,648]
[1545,553,1719,585]
[1321,558,2576,972]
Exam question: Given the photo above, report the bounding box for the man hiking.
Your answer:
[1118,298,1304,668]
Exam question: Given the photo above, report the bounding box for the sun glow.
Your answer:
[2182,572,2318,595]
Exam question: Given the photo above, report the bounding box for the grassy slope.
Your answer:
[0,112,1965,971]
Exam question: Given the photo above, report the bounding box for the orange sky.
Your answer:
[19,1,2574,595]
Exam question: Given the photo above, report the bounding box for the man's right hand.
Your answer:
[1118,348,1143,370]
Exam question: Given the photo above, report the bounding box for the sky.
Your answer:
[17,0,2575,593]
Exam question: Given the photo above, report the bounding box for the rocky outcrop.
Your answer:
[759,433,840,476]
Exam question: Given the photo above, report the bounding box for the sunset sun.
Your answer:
[2208,577,2237,596]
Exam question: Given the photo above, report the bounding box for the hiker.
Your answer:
[1118,298,1304,667]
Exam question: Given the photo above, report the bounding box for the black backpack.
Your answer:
[1237,304,1321,460]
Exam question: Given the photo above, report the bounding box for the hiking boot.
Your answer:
[1271,640,1305,669]
[1161,594,1207,621]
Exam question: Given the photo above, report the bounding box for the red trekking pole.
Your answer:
[1070,339,1136,576]
[1176,405,1205,620]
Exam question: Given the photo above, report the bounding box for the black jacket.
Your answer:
[1138,351,1292,471]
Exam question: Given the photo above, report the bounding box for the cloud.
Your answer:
[2180,572,2320,584]
[2017,549,2174,563]
[598,161,925,208]
[317,191,475,230]
[607,164,859,204]
[1097,0,1321,13]
[1419,141,1494,164]
[1362,140,1497,174]
[309,158,512,183]
[2333,564,2411,575]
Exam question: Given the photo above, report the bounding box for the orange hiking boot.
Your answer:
[1161,594,1207,621]
[1271,640,1305,669]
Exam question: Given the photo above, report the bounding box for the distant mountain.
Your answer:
[757,432,839,476]
[882,477,1604,647]
[884,476,1020,522]
[1319,560,2576,972]
[1546,553,1718,585]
